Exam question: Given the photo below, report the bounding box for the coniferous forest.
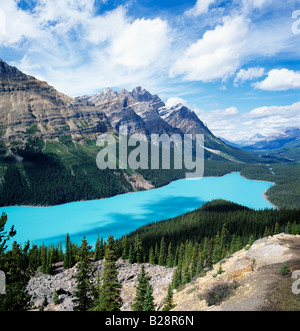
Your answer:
[0,200,300,311]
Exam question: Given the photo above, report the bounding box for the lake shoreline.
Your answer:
[237,172,278,210]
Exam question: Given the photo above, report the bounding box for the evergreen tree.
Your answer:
[98,235,122,311]
[0,213,16,253]
[131,265,153,311]
[63,233,74,269]
[149,247,155,265]
[90,271,102,311]
[162,284,176,311]
[73,237,93,311]
[158,237,167,266]
[166,242,173,268]
[53,289,59,305]
[143,283,156,311]
[274,222,280,235]
[133,234,143,263]
[121,235,129,261]
[171,268,181,290]
[128,245,134,264]
[94,235,101,261]
[0,241,32,311]
[212,232,222,264]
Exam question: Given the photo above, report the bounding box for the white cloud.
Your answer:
[169,16,250,82]
[185,0,217,17]
[254,69,300,91]
[194,101,300,141]
[194,106,240,139]
[240,101,300,138]
[110,18,170,68]
[247,102,300,120]
[242,0,273,13]
[0,1,173,96]
[165,97,188,108]
[234,67,265,85]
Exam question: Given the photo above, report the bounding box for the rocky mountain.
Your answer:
[0,60,111,145]
[82,86,260,163]
[83,86,177,136]
[0,60,261,207]
[0,59,260,163]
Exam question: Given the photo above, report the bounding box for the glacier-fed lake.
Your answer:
[3,172,275,248]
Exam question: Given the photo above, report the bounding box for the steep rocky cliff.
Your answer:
[0,59,111,145]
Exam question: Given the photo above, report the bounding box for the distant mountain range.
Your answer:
[226,128,300,162]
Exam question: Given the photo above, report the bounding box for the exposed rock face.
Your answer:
[0,59,257,163]
[27,259,174,311]
[0,60,111,144]
[172,234,300,311]
[89,86,176,136]
[159,104,211,135]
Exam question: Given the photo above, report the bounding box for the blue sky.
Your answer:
[0,0,300,140]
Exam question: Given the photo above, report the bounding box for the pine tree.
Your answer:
[131,265,149,311]
[158,237,167,266]
[171,268,181,290]
[90,271,102,311]
[98,235,122,311]
[143,283,156,311]
[121,235,129,260]
[0,241,32,311]
[134,234,143,263]
[162,284,176,311]
[128,245,134,264]
[166,242,173,268]
[73,237,93,311]
[63,233,74,269]
[212,232,222,264]
[182,257,191,285]
[149,247,155,265]
[40,245,48,274]
[0,213,16,253]
[53,289,59,305]
[94,235,101,261]
[274,222,280,235]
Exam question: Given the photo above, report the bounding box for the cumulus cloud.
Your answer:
[165,97,188,108]
[234,67,265,85]
[185,0,217,17]
[194,106,240,139]
[109,18,170,68]
[253,69,300,91]
[242,0,273,13]
[240,101,300,137]
[0,1,172,96]
[169,15,250,82]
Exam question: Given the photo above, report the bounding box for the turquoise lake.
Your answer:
[4,172,275,248]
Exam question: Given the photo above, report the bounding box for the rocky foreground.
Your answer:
[173,233,300,311]
[27,260,174,311]
[27,233,300,311]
